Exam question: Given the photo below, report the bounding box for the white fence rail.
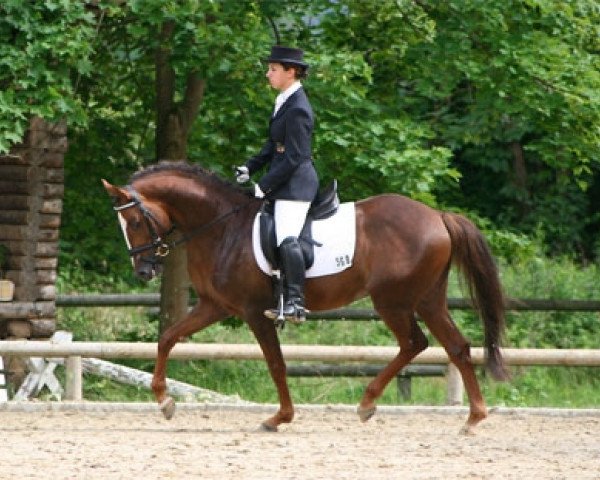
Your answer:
[2,341,600,365]
[1,341,600,404]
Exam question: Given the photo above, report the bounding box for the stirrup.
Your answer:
[264,307,283,321]
[264,292,286,323]
[285,305,307,324]
[264,302,308,325]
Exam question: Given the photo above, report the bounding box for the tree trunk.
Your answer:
[155,20,206,334]
[510,141,530,217]
[158,238,190,334]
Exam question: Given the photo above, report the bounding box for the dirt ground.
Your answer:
[1,403,599,480]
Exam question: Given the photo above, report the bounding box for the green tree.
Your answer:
[398,0,600,254]
[0,1,96,152]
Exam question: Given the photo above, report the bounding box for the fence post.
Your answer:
[445,363,463,405]
[65,356,82,401]
[396,375,411,400]
[0,356,7,402]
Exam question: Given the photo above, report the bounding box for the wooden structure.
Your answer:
[0,117,66,341]
[12,331,72,401]
[1,341,599,404]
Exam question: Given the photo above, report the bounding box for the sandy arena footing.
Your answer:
[1,402,599,479]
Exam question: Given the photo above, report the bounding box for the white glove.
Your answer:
[234,165,250,184]
[254,184,265,198]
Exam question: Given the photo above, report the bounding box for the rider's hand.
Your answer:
[234,165,250,184]
[254,184,265,199]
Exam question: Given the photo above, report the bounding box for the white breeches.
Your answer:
[274,200,311,246]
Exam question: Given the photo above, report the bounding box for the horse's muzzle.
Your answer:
[135,259,162,281]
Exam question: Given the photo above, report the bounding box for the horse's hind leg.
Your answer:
[358,306,428,422]
[417,302,487,434]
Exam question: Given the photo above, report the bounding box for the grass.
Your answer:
[54,257,600,408]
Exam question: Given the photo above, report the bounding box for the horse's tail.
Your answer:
[441,212,510,381]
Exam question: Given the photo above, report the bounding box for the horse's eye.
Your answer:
[131,219,142,230]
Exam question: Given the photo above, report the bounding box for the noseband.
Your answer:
[113,188,172,264]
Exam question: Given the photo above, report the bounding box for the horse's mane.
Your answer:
[129,161,248,196]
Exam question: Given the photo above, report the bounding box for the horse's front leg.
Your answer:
[247,311,294,432]
[151,301,225,420]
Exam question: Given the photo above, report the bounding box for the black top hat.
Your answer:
[264,45,309,69]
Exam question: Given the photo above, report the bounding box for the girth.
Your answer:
[259,180,340,270]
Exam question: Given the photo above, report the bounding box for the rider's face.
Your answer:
[266,63,296,92]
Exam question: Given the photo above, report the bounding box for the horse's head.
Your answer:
[102,179,173,281]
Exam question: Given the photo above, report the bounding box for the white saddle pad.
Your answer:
[252,202,356,278]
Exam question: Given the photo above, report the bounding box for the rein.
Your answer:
[167,204,244,250]
[115,187,251,261]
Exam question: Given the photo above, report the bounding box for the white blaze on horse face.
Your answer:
[117,212,135,267]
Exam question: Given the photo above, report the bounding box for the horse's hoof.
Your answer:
[260,421,278,432]
[357,405,376,423]
[459,424,476,436]
[159,397,176,420]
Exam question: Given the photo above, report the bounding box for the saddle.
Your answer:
[259,180,340,270]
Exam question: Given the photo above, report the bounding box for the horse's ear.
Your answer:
[101,179,127,203]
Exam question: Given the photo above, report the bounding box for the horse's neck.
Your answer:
[141,177,245,231]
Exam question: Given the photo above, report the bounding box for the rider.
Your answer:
[235,45,318,323]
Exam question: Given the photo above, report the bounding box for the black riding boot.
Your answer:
[265,236,308,324]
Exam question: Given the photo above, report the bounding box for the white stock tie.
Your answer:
[273,94,285,117]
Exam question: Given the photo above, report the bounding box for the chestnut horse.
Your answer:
[102,161,508,433]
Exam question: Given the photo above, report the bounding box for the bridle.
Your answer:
[113,187,249,265]
[113,188,173,266]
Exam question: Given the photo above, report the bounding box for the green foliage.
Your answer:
[401,0,600,254]
[0,1,96,152]
[306,52,458,203]
[481,367,600,408]
[451,256,600,349]
[60,124,149,280]
[501,258,600,349]
[452,210,541,262]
